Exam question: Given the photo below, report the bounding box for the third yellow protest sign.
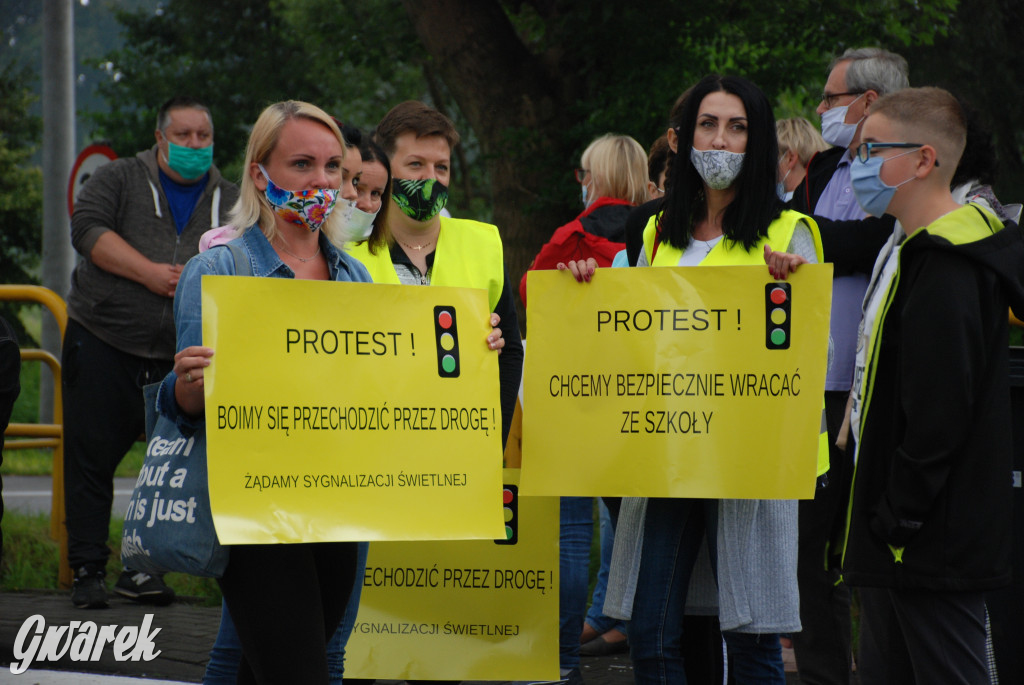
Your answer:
[345,469,560,681]
[201,276,504,544]
[520,265,832,499]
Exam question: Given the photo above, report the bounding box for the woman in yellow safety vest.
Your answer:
[347,101,523,449]
[562,74,825,685]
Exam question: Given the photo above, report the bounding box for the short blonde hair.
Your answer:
[869,87,966,183]
[776,117,828,166]
[581,134,648,206]
[229,101,348,246]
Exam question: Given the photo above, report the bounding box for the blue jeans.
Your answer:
[584,499,627,636]
[560,497,594,671]
[630,498,784,685]
[204,541,370,684]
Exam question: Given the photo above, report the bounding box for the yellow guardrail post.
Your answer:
[0,285,71,588]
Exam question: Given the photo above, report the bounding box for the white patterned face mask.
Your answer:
[690,147,745,190]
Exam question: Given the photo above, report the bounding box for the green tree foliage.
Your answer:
[83,0,328,181]
[85,0,486,212]
[902,0,1024,199]
[274,0,485,215]
[0,59,43,342]
[493,0,959,202]
[397,0,960,321]
[87,0,969,322]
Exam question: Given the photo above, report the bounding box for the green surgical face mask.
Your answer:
[165,140,213,180]
[391,178,448,222]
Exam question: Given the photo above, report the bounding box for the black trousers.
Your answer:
[218,541,358,684]
[858,587,988,685]
[791,391,853,685]
[62,319,171,571]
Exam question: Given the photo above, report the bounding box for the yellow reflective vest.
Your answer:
[347,216,505,311]
[644,208,824,267]
[642,209,830,477]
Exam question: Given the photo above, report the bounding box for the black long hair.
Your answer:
[658,75,784,251]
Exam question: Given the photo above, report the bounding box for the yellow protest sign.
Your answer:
[520,265,833,499]
[345,468,560,681]
[201,276,504,544]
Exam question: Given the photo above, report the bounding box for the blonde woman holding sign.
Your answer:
[163,100,372,683]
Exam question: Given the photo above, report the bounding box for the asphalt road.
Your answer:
[1,475,136,516]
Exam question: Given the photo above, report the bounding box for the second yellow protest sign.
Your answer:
[201,276,504,544]
[521,265,833,499]
[345,469,560,681]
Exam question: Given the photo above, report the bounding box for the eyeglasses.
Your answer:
[819,90,864,109]
[856,142,938,166]
[574,168,590,183]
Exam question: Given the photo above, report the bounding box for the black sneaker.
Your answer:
[71,566,108,609]
[113,569,176,606]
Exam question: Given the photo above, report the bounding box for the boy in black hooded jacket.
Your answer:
[842,87,1024,684]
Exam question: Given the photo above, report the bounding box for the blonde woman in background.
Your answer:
[519,133,648,305]
[775,117,828,202]
[520,132,648,684]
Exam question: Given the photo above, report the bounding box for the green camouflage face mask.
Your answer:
[391,178,449,222]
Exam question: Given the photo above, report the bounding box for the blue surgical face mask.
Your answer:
[776,159,792,201]
[164,141,213,180]
[820,94,865,148]
[850,150,918,217]
[581,182,591,208]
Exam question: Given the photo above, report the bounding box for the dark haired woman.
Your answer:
[564,75,825,684]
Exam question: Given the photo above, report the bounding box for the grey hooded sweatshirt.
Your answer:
[68,146,238,360]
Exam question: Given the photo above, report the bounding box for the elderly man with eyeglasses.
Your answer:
[786,47,909,685]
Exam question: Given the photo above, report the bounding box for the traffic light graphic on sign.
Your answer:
[495,484,518,545]
[765,283,792,350]
[433,305,460,378]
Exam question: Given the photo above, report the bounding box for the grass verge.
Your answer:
[1,444,146,477]
[0,509,222,605]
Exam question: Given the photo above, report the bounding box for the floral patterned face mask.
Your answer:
[258,164,338,232]
[689,147,745,190]
[391,178,449,222]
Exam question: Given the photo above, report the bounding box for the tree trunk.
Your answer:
[401,0,576,330]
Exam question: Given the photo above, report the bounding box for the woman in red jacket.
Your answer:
[520,133,648,307]
[520,132,647,683]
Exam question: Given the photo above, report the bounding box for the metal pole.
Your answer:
[41,0,76,425]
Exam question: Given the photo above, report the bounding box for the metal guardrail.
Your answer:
[0,285,71,587]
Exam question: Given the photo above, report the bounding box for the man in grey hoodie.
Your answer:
[64,95,239,609]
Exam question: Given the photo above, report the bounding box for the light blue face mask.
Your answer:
[776,160,792,201]
[850,150,918,217]
[820,93,865,148]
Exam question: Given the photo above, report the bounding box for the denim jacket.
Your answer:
[157,226,372,428]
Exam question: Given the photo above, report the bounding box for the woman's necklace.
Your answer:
[397,236,436,251]
[276,241,321,263]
